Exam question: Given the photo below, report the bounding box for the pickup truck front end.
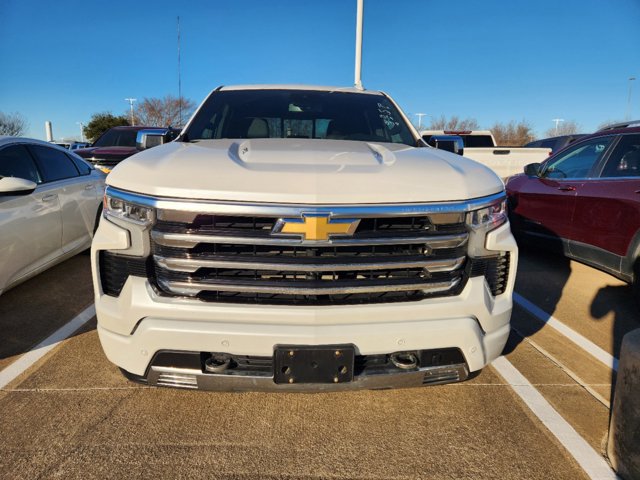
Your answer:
[91,86,517,391]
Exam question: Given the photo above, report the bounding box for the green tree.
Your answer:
[83,112,130,142]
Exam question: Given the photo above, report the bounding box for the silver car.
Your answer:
[0,136,106,294]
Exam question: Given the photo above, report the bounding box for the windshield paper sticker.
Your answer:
[378,103,399,130]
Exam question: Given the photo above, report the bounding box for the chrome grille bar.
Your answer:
[151,230,468,249]
[154,255,466,274]
[158,277,460,297]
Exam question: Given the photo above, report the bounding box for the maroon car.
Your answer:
[75,126,179,173]
[506,121,640,302]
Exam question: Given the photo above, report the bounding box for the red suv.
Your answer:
[506,121,640,302]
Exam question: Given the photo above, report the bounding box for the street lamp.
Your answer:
[125,98,137,125]
[76,122,85,142]
[627,77,636,121]
[414,113,428,130]
[552,118,564,136]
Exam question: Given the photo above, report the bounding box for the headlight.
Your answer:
[466,199,507,231]
[104,194,155,226]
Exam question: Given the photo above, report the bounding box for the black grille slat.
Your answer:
[154,215,467,239]
[149,212,471,305]
[99,251,153,297]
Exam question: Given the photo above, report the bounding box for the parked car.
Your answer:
[506,121,640,303]
[75,126,179,174]
[421,129,551,178]
[525,134,587,154]
[0,136,106,295]
[69,141,91,150]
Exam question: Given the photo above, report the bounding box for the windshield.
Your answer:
[184,89,416,146]
[93,129,138,147]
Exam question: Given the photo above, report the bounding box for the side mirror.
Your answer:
[136,129,169,150]
[427,135,464,156]
[524,163,541,176]
[0,177,37,196]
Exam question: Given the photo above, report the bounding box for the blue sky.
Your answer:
[1,0,639,141]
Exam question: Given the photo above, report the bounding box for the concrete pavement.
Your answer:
[1,247,635,479]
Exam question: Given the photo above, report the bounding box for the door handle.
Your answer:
[84,184,94,190]
[41,194,58,202]
[557,186,576,192]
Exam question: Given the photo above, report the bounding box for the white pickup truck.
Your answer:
[420,130,551,178]
[91,85,517,391]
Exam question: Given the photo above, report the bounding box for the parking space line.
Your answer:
[0,304,95,389]
[492,356,618,480]
[511,326,611,409]
[514,293,619,371]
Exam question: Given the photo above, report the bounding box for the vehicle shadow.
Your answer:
[501,237,573,356]
[0,254,96,364]
[504,224,640,405]
[590,283,638,401]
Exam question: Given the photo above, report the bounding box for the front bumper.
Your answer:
[92,216,517,391]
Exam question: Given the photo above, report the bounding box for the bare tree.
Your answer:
[491,120,536,146]
[597,119,625,130]
[132,95,195,128]
[544,120,581,138]
[0,111,28,136]
[427,115,479,131]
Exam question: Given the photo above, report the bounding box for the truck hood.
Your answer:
[107,139,503,204]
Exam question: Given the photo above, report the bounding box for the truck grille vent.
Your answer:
[99,251,153,297]
[468,253,510,296]
[147,210,471,305]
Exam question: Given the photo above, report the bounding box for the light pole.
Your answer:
[552,118,564,136]
[627,77,636,120]
[354,0,364,89]
[76,122,85,142]
[125,98,137,125]
[414,113,428,130]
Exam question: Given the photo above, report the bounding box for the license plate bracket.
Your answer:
[273,345,355,384]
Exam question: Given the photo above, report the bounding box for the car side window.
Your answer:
[0,145,41,183]
[542,137,613,179]
[28,145,80,182]
[600,134,640,178]
[67,153,92,175]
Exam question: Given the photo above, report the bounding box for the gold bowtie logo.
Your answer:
[275,215,359,241]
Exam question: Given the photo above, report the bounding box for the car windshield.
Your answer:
[93,129,138,147]
[184,89,417,146]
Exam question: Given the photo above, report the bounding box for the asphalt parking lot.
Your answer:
[0,247,637,479]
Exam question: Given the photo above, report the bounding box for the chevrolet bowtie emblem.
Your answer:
[274,215,360,241]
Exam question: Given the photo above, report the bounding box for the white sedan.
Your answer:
[0,136,106,294]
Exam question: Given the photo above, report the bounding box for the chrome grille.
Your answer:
[150,207,470,305]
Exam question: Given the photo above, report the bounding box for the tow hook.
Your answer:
[390,352,419,370]
[204,353,232,373]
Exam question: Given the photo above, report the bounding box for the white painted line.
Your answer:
[514,293,619,372]
[492,356,618,480]
[0,304,96,389]
[511,325,611,409]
